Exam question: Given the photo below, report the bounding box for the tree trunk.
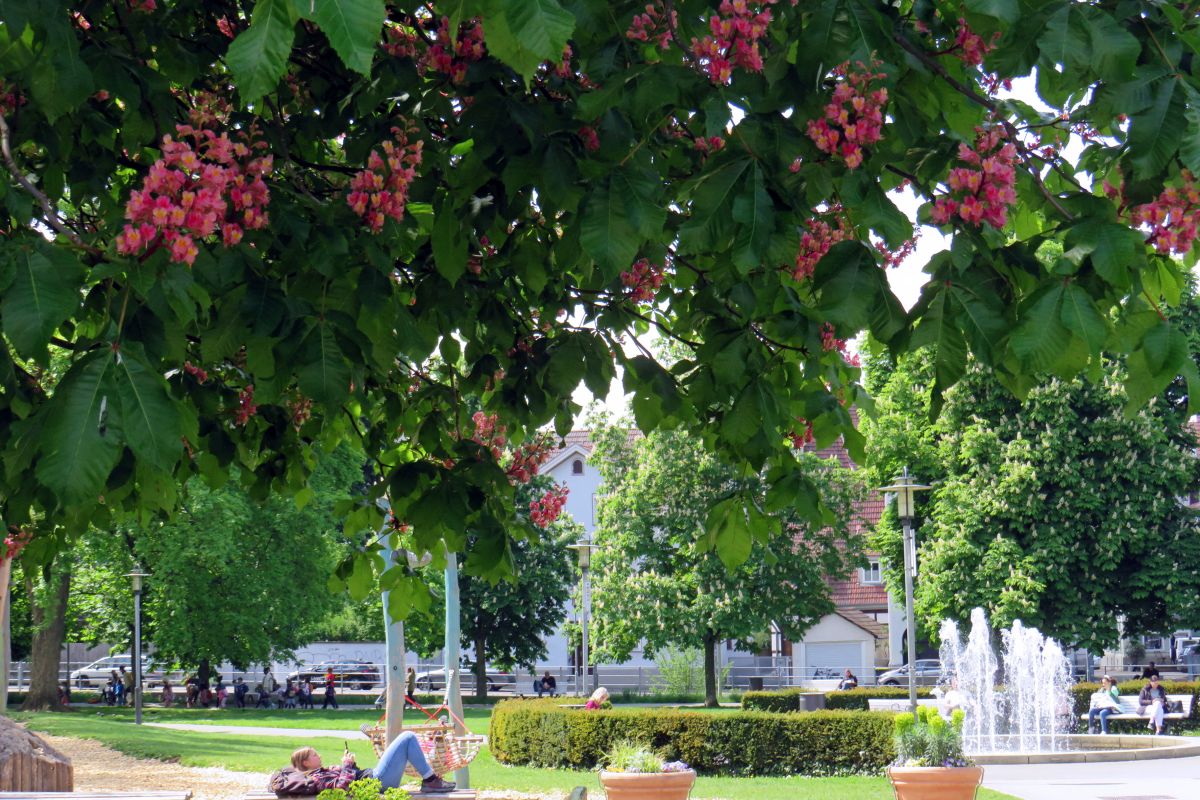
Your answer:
[0,715,73,789]
[703,630,718,708]
[473,631,488,701]
[199,657,210,686]
[20,561,71,712]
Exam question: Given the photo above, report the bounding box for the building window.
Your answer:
[860,559,882,585]
[572,459,584,475]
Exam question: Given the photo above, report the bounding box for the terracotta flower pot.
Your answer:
[887,765,984,800]
[599,769,696,800]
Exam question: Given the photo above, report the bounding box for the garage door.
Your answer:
[805,642,862,673]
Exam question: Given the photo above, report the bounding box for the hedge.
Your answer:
[489,698,896,776]
[741,686,935,712]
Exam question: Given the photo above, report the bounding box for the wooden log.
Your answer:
[0,716,72,790]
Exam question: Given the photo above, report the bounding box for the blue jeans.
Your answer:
[1088,707,1114,733]
[369,731,434,787]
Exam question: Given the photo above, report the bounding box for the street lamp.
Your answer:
[126,567,149,725]
[567,539,600,696]
[878,468,931,718]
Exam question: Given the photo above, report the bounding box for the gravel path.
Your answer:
[41,734,263,800]
[39,734,562,800]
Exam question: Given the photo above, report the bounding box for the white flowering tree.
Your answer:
[589,418,865,706]
[863,344,1200,652]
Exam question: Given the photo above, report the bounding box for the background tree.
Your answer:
[389,477,579,700]
[863,340,1200,652]
[590,418,866,706]
[0,2,1196,606]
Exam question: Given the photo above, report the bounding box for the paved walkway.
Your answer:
[983,755,1200,799]
[147,722,363,739]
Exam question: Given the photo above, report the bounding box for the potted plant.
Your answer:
[887,707,983,800]
[598,740,695,800]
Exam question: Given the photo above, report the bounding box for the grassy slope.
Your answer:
[10,708,1017,800]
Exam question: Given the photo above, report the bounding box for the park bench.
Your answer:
[1078,693,1194,728]
[0,794,191,800]
[866,698,939,712]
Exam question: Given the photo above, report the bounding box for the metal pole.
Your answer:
[382,546,406,745]
[133,586,143,725]
[581,563,591,695]
[444,553,469,789]
[902,517,918,719]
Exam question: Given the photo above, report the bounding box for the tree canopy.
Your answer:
[862,345,1200,653]
[590,418,865,705]
[2,1,1199,611]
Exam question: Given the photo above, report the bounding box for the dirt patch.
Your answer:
[40,734,263,799]
[39,734,563,800]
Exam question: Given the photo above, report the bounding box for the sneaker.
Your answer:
[420,775,456,794]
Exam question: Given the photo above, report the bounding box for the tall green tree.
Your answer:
[0,1,1197,606]
[863,346,1200,652]
[590,418,866,706]
[392,478,579,700]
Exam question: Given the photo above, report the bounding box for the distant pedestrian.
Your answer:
[112,671,125,706]
[263,666,278,696]
[406,667,417,702]
[161,678,175,708]
[215,677,228,709]
[284,678,298,709]
[1141,661,1161,680]
[234,677,248,708]
[58,681,71,707]
[299,679,314,709]
[255,683,271,708]
[121,665,135,702]
[322,669,338,709]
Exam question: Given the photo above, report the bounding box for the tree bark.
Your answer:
[20,560,71,712]
[473,630,488,701]
[199,657,210,686]
[703,629,718,708]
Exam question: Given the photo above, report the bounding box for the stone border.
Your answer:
[973,734,1200,764]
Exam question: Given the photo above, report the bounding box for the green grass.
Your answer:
[10,708,1018,800]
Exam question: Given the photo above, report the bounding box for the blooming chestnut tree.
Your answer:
[0,1,1198,606]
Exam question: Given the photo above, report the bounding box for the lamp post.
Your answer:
[126,567,149,725]
[878,469,931,718]
[567,539,600,696]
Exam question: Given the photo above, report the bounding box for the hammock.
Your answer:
[361,682,486,777]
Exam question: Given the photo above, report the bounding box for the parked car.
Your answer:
[70,654,178,688]
[287,661,381,690]
[413,667,517,693]
[878,659,944,687]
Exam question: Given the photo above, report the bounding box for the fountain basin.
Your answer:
[971,734,1200,764]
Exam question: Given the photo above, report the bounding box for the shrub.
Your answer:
[741,686,935,712]
[893,707,971,768]
[490,698,895,776]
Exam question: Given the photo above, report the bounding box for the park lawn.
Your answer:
[10,710,1018,800]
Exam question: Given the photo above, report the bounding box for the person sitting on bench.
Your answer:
[268,735,455,795]
[537,671,557,697]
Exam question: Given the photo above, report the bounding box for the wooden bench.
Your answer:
[0,794,191,800]
[247,790,476,800]
[1078,693,1194,726]
[867,698,939,712]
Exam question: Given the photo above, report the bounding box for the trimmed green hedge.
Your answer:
[489,698,896,776]
[741,686,935,712]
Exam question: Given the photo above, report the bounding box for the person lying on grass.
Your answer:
[269,733,455,795]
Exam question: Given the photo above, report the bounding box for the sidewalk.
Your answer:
[983,755,1200,799]
[146,722,362,739]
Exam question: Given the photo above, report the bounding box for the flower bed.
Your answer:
[489,698,895,776]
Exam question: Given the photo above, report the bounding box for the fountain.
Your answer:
[935,608,1200,764]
